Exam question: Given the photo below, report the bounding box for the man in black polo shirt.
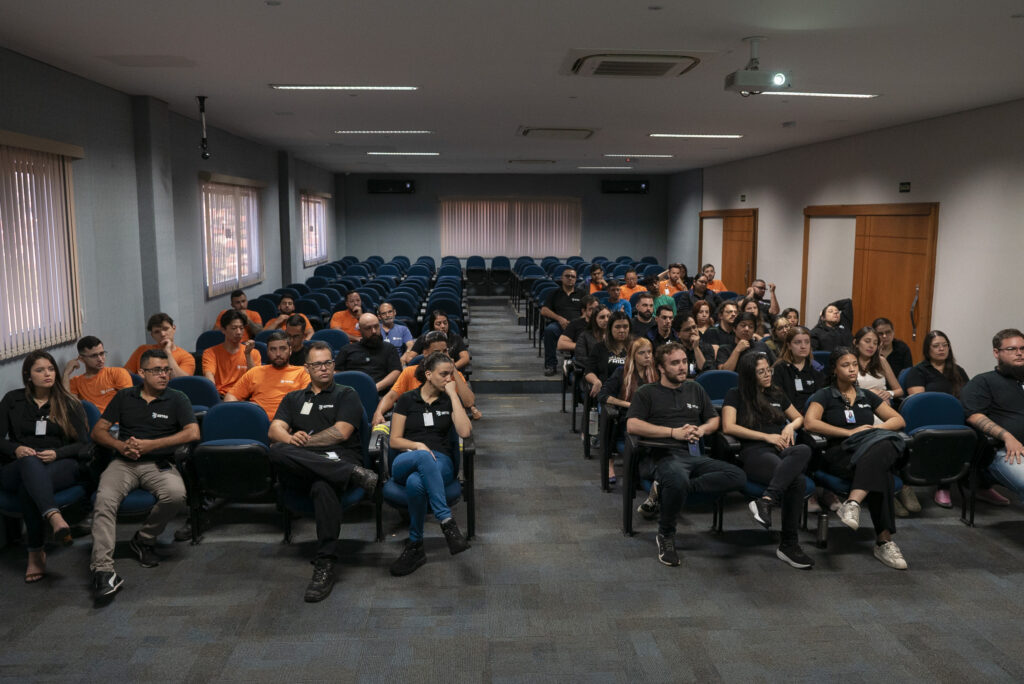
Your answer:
[88,349,199,600]
[646,305,679,353]
[962,328,1024,504]
[631,292,656,338]
[556,295,598,353]
[704,300,739,349]
[540,268,584,375]
[676,275,722,325]
[626,343,745,566]
[268,342,379,603]
[335,313,401,395]
[285,314,309,367]
[716,312,776,371]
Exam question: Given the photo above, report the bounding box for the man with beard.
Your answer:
[704,300,740,350]
[335,313,401,395]
[263,294,313,339]
[961,328,1024,505]
[675,274,722,324]
[203,310,260,397]
[715,312,776,371]
[626,343,745,566]
[225,332,311,419]
[631,292,656,338]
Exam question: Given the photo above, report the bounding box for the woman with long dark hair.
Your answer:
[574,304,610,365]
[1,351,89,582]
[852,326,903,405]
[722,353,814,569]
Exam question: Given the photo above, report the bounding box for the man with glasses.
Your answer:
[540,268,584,376]
[676,275,722,324]
[88,349,198,600]
[747,278,780,318]
[335,313,402,395]
[125,313,195,378]
[268,342,378,602]
[64,336,134,412]
[962,328,1024,505]
[377,302,414,354]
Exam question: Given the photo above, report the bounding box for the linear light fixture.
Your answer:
[334,130,432,134]
[649,133,743,139]
[762,91,877,98]
[366,151,439,156]
[578,166,633,170]
[604,154,673,158]
[270,84,418,91]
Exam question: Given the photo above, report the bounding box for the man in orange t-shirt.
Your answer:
[656,263,687,296]
[125,313,196,377]
[64,335,134,412]
[329,291,362,339]
[225,332,310,419]
[214,289,263,342]
[263,294,313,339]
[618,268,646,302]
[701,264,728,293]
[203,310,260,396]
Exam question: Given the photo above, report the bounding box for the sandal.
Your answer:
[52,525,73,547]
[25,552,46,583]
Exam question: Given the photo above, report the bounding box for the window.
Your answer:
[0,144,82,360]
[440,197,581,258]
[201,181,263,298]
[300,193,328,267]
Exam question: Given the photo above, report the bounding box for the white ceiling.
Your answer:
[2,0,1023,174]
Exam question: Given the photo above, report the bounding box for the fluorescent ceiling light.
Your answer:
[270,84,417,91]
[649,133,743,139]
[604,154,673,158]
[366,152,439,156]
[578,166,632,170]
[762,91,877,98]
[334,130,432,134]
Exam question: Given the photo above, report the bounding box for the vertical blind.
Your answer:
[440,197,581,258]
[201,181,263,298]
[300,194,327,267]
[0,145,82,360]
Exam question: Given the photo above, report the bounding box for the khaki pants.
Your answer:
[89,459,186,573]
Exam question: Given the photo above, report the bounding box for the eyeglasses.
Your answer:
[998,346,1024,354]
[142,367,172,375]
[756,368,774,378]
[81,351,107,359]
[306,360,335,370]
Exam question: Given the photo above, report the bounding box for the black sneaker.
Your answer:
[440,518,471,555]
[776,544,815,569]
[637,482,660,520]
[304,558,336,602]
[390,540,427,577]
[543,366,557,377]
[656,533,680,566]
[350,465,379,494]
[91,570,124,599]
[749,497,772,530]
[128,533,160,568]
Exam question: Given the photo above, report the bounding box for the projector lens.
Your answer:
[772,73,787,86]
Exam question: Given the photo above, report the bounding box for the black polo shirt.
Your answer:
[646,327,679,353]
[626,381,716,429]
[0,390,88,463]
[722,387,792,449]
[810,323,853,351]
[703,325,735,348]
[335,342,401,383]
[630,316,654,339]
[715,340,776,368]
[677,339,715,377]
[274,382,363,457]
[903,361,969,396]
[545,287,584,322]
[885,339,914,377]
[772,361,826,412]
[394,389,455,455]
[101,386,196,461]
[961,369,1024,442]
[808,386,882,433]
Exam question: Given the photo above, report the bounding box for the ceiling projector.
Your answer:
[724,36,791,96]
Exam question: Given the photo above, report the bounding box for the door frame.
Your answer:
[698,208,758,288]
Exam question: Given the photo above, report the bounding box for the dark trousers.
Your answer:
[542,322,563,368]
[269,443,359,560]
[646,449,746,537]
[1,457,81,551]
[824,441,899,535]
[740,443,812,544]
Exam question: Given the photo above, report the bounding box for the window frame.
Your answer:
[200,179,264,299]
[300,192,328,267]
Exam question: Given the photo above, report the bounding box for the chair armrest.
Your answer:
[369,430,387,476]
[798,430,827,452]
[712,432,741,461]
[461,435,475,485]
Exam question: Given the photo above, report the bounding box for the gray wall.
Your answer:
[665,169,703,270]
[342,173,669,263]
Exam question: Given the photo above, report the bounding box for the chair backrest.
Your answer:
[346,264,370,278]
[195,330,225,355]
[377,264,401,278]
[314,264,340,280]
[305,275,330,290]
[294,299,323,319]
[694,370,738,401]
[812,350,832,368]
[168,376,222,409]
[248,298,277,324]
[303,292,331,309]
[255,329,276,344]
[491,256,511,270]
[311,328,350,352]
[256,292,282,305]
[82,400,101,436]
[900,392,966,432]
[253,341,269,364]
[275,287,301,301]
[200,401,270,444]
[334,371,379,416]
[286,282,311,296]
[897,366,911,391]
[466,255,486,270]
[718,290,739,301]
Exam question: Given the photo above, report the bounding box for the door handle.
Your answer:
[909,284,919,341]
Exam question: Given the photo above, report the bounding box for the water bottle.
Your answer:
[588,408,600,449]
[816,512,829,548]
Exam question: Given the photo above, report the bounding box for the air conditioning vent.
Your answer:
[571,53,702,78]
[508,159,557,165]
[518,127,594,140]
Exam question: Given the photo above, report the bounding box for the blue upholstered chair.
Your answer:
[168,376,221,422]
[311,329,350,354]
[695,370,739,409]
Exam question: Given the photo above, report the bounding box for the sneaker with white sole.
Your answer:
[836,500,861,530]
[749,498,772,530]
[656,533,680,566]
[776,543,815,569]
[874,541,908,570]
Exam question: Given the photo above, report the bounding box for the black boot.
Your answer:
[440,518,470,556]
[304,558,335,602]
[350,465,379,494]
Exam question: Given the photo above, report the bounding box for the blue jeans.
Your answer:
[543,322,563,368]
[392,450,454,542]
[988,450,1024,502]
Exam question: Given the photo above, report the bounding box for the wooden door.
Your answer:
[699,209,757,294]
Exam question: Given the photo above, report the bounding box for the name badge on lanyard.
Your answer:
[844,409,856,424]
[423,412,435,427]
[36,419,47,436]
[300,402,313,415]
[794,378,804,391]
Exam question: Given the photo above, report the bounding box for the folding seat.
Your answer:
[314,264,341,280]
[640,256,659,264]
[256,292,282,306]
[274,287,301,301]
[346,264,370,279]
[406,264,432,280]
[305,276,330,290]
[293,300,325,330]
[314,288,342,307]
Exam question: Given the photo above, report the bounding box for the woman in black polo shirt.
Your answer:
[722,353,814,569]
[772,326,826,413]
[1,351,89,582]
[388,352,473,576]
[804,348,909,570]
[904,330,970,508]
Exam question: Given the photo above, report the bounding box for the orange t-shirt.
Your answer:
[329,310,360,339]
[214,309,263,341]
[264,312,313,333]
[227,364,310,419]
[125,344,196,376]
[389,365,466,397]
[589,281,606,294]
[202,344,260,395]
[707,279,728,293]
[657,279,685,296]
[619,284,646,301]
[68,367,134,412]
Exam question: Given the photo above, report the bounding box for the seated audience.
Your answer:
[405,310,471,371]
[125,313,195,378]
[267,342,378,602]
[63,336,134,412]
[673,314,713,378]
[722,353,814,569]
[810,301,853,351]
[646,305,679,353]
[225,331,310,419]
[214,289,263,341]
[329,291,363,340]
[556,295,598,354]
[285,315,309,366]
[703,301,739,349]
[804,348,909,570]
[740,296,771,340]
[630,292,655,338]
[89,349,199,599]
[764,316,792,357]
[772,326,826,413]
[656,263,688,297]
[780,308,800,327]
[852,326,904,405]
[692,300,713,337]
[203,310,260,397]
[701,264,728,293]
[626,343,746,566]
[619,269,646,302]
[263,294,313,339]
[1,351,88,582]
[716,312,775,371]
[584,311,631,482]
[335,314,402,395]
[377,302,414,354]
[677,274,722,321]
[873,317,914,378]
[387,352,472,577]
[746,279,780,318]
[539,268,584,375]
[373,332,475,425]
[605,280,632,317]
[587,264,608,293]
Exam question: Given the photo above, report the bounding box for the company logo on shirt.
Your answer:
[686,402,700,410]
[856,403,871,409]
[319,404,334,410]
[152,412,169,420]
[434,410,451,416]
[279,378,298,385]
[100,388,115,394]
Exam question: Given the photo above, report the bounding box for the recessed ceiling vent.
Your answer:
[517,127,594,140]
[508,159,557,165]
[567,51,710,78]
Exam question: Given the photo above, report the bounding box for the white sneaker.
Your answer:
[874,541,908,570]
[836,500,861,530]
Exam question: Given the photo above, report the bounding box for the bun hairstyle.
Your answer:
[414,351,453,384]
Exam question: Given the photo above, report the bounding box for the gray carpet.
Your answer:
[3,301,1024,682]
